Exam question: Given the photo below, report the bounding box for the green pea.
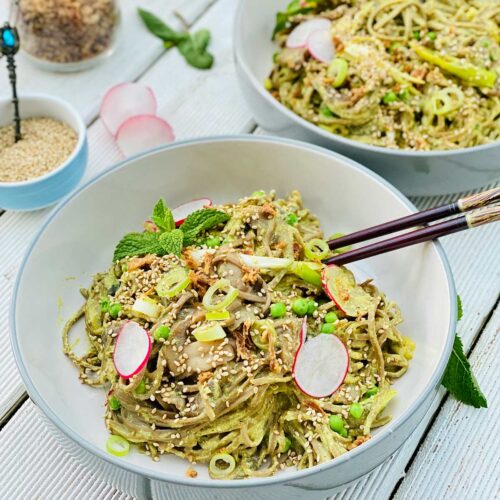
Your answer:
[398,88,410,100]
[324,311,338,323]
[100,298,110,313]
[264,78,273,91]
[154,325,171,341]
[426,31,437,41]
[108,395,121,411]
[329,414,345,434]
[383,91,397,104]
[286,213,298,225]
[306,300,318,315]
[412,30,421,40]
[135,380,146,395]
[283,436,292,453]
[321,323,335,334]
[292,299,309,317]
[109,303,122,319]
[205,236,221,248]
[320,104,334,117]
[251,190,266,197]
[349,403,364,419]
[364,386,379,398]
[270,302,286,318]
[482,40,490,48]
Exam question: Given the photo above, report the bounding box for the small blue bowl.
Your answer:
[0,94,88,211]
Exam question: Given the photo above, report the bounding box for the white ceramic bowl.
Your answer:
[233,0,500,196]
[11,137,456,499]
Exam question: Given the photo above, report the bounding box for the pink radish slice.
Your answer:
[292,318,308,370]
[172,198,212,226]
[286,18,331,48]
[100,83,157,135]
[116,115,175,157]
[307,29,335,63]
[293,333,349,398]
[113,321,152,379]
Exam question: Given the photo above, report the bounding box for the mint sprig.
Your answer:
[113,199,229,261]
[152,199,175,233]
[441,295,487,408]
[138,8,214,70]
[181,208,230,245]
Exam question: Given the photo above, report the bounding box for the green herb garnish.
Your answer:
[152,199,175,233]
[113,199,229,261]
[138,8,214,70]
[181,208,230,246]
[441,295,487,408]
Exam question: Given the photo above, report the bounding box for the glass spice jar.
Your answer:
[15,0,121,72]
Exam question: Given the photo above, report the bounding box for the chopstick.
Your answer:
[323,204,500,267]
[327,187,500,251]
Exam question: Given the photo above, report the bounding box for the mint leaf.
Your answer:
[152,199,175,233]
[137,8,213,70]
[442,335,487,408]
[180,209,229,245]
[457,294,463,321]
[159,229,184,256]
[192,29,211,52]
[138,8,188,44]
[113,232,163,261]
[178,37,214,69]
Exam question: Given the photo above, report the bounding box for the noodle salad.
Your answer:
[266,0,500,150]
[63,191,415,479]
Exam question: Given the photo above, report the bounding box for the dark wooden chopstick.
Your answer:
[327,187,500,250]
[323,205,500,266]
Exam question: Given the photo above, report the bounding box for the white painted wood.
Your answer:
[0,400,134,500]
[175,0,217,26]
[0,0,499,498]
[0,0,190,123]
[394,305,500,500]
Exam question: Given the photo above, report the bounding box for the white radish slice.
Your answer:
[172,198,213,226]
[239,254,293,270]
[113,321,152,379]
[100,83,157,135]
[116,115,175,157]
[286,18,331,48]
[293,333,349,398]
[307,29,335,63]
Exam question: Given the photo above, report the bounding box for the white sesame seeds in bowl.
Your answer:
[0,93,88,211]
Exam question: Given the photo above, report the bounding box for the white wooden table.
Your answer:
[0,1,498,498]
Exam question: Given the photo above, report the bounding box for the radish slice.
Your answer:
[100,83,157,135]
[322,265,375,317]
[113,321,152,379]
[293,333,349,398]
[116,115,175,157]
[307,29,335,63]
[286,18,331,48]
[172,198,212,226]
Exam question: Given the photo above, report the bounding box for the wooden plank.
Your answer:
[393,305,500,500]
[0,400,134,500]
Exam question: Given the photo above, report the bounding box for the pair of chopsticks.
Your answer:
[323,187,500,266]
